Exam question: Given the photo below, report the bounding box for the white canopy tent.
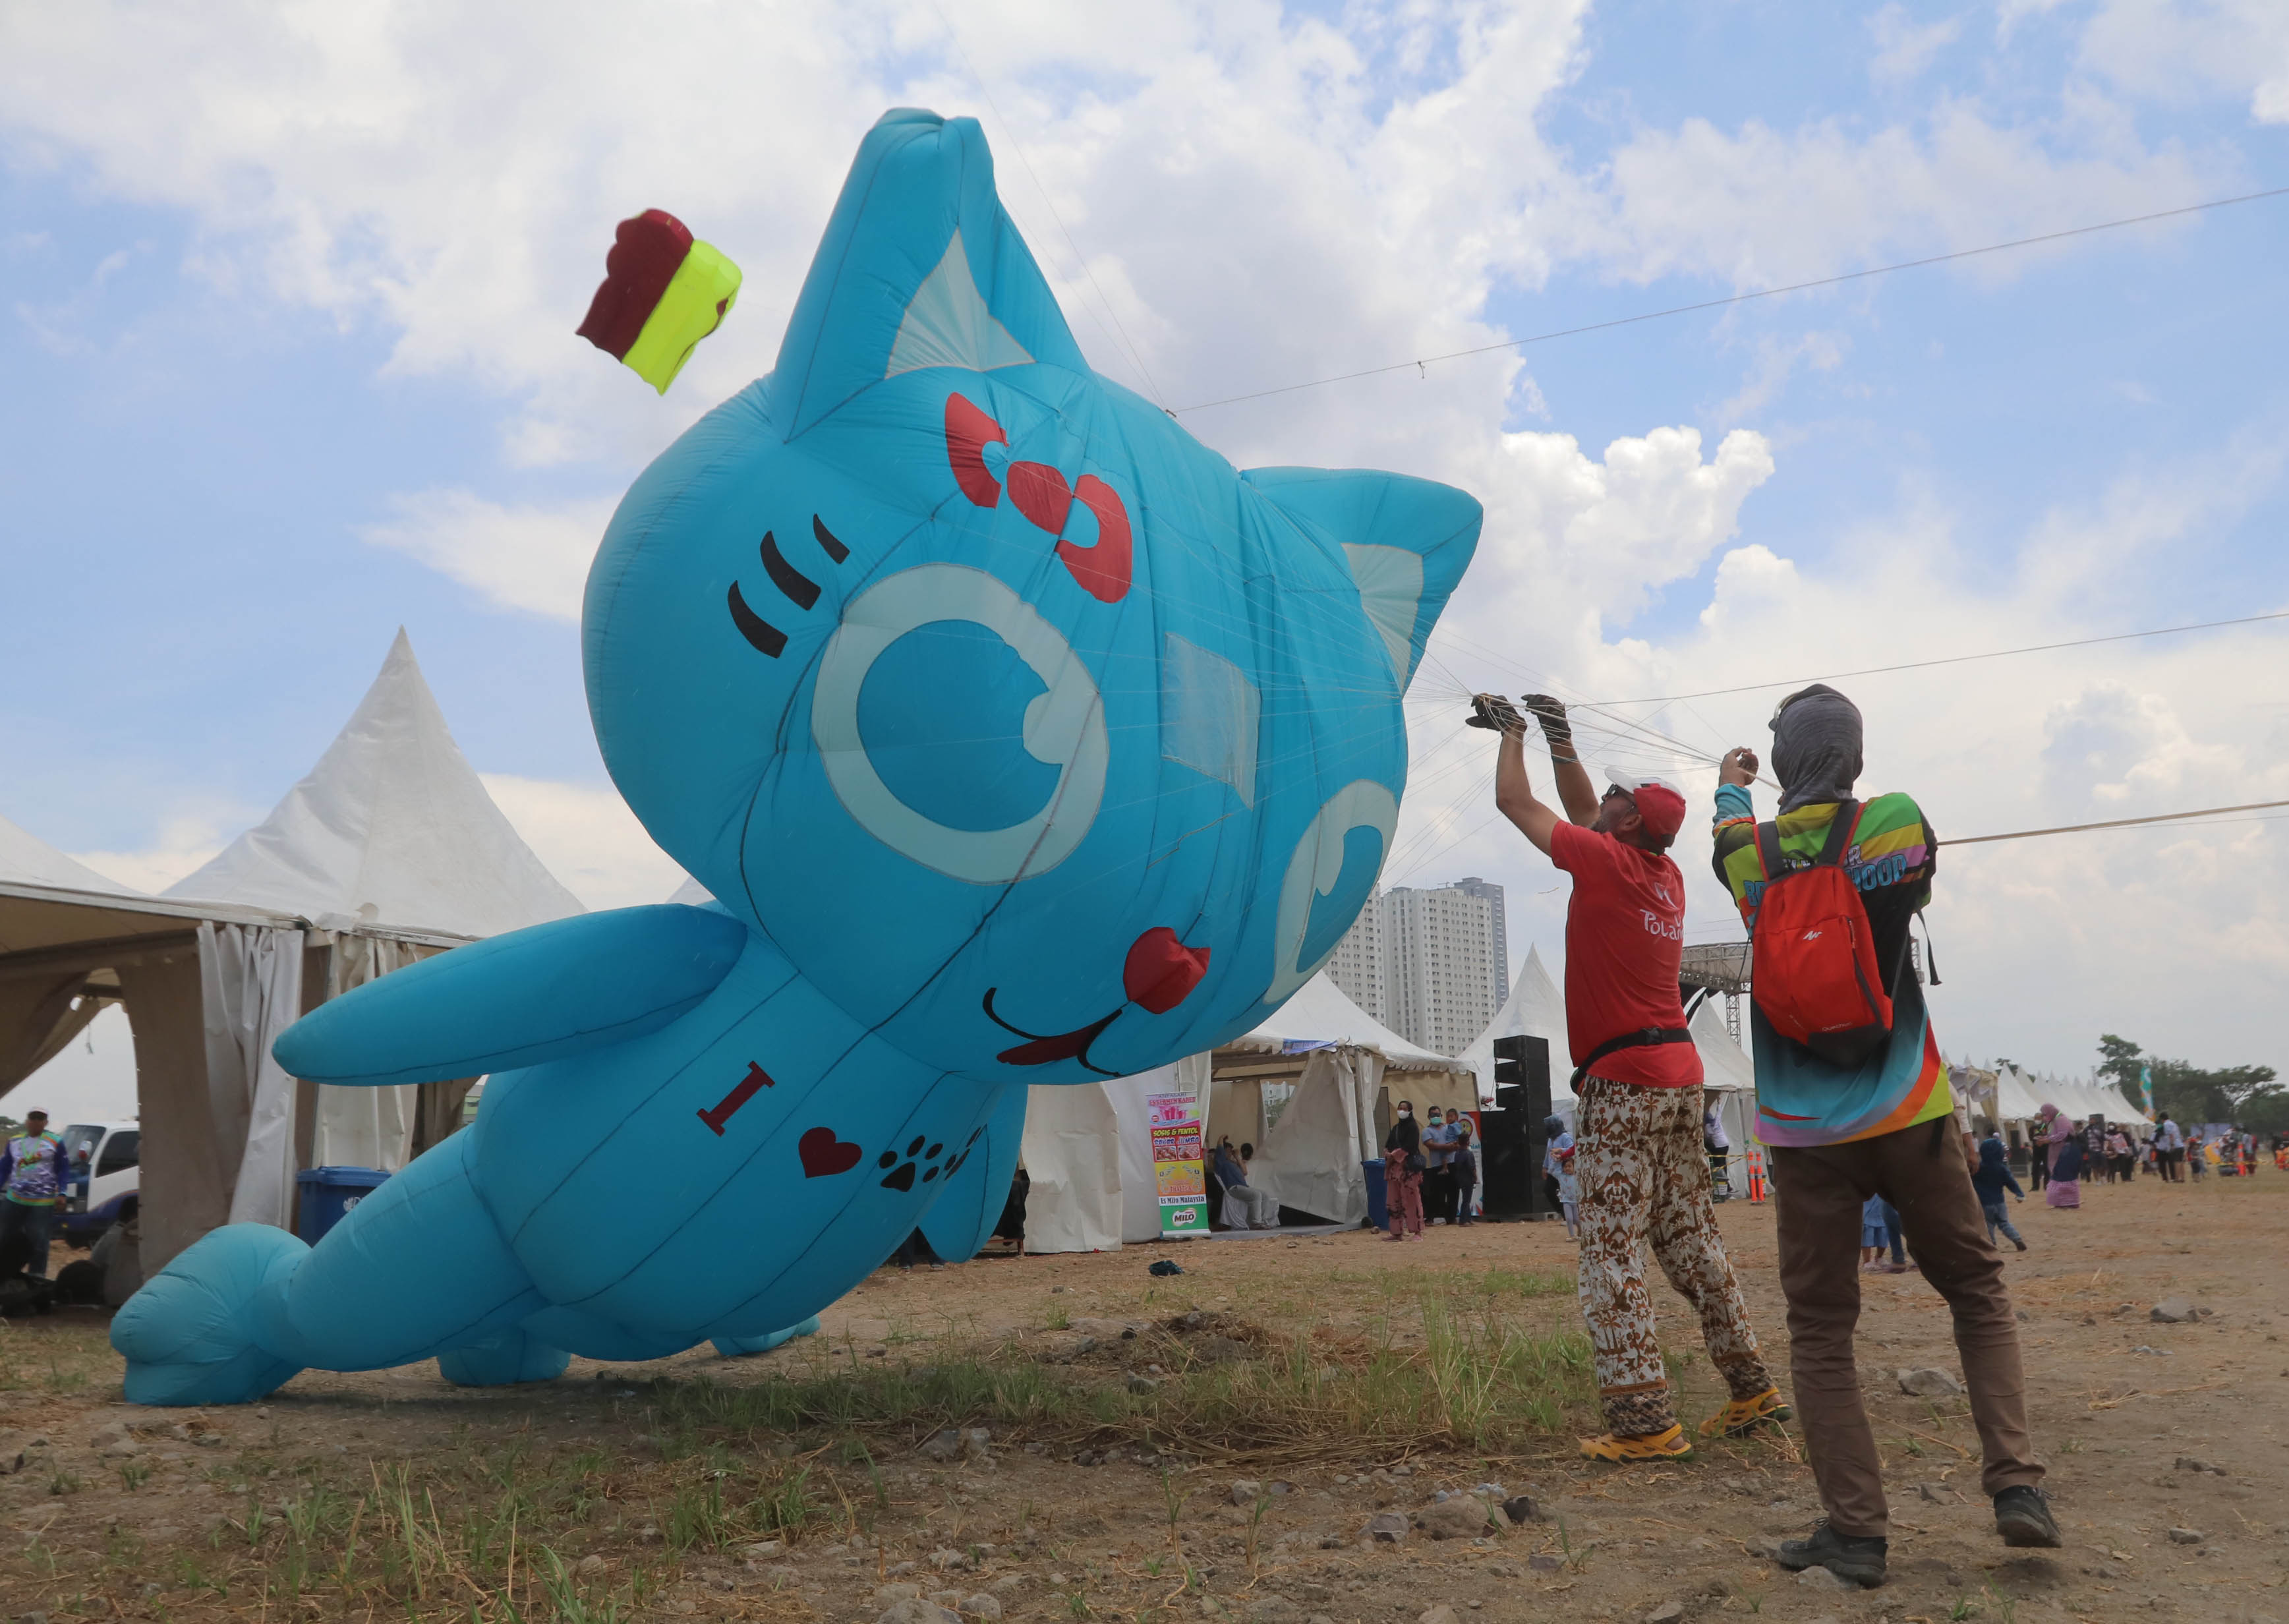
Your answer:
[1220,973,1473,1228]
[0,827,311,1271]
[163,629,584,1210]
[1456,946,1570,1108]
[3,633,590,1270]
[1219,972,1461,1071]
[1016,1056,1211,1254]
[1020,973,1476,1248]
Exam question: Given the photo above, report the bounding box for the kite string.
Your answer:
[931,3,1169,410]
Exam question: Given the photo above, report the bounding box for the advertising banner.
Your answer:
[1147,1089,1207,1238]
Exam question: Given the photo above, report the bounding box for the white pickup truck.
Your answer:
[58,1120,139,1248]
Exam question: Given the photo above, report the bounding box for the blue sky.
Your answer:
[4,0,2288,1093]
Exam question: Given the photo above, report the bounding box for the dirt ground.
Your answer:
[0,1170,2282,1624]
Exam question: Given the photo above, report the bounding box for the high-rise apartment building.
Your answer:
[1448,876,1509,1006]
[1325,884,1389,1025]
[1322,878,1505,1056]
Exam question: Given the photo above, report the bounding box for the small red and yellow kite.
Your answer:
[576,210,741,394]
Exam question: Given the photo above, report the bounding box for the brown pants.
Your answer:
[1770,1120,2044,1536]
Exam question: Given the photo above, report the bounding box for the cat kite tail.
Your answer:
[577,208,743,393]
[113,108,1483,1405]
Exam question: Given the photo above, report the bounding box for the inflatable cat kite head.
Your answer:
[586,109,1479,1084]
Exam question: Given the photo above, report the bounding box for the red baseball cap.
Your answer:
[1604,770,1687,844]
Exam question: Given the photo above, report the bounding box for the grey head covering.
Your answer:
[1769,683,1864,812]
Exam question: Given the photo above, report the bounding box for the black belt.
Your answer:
[1570,1026,1693,1091]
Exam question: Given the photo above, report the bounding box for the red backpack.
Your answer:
[1751,801,1893,1065]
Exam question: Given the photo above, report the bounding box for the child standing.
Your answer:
[1543,1114,1579,1239]
[1860,1192,1889,1270]
[1973,1133,2028,1252]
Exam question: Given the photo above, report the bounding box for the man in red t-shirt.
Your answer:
[1487,693,1784,1461]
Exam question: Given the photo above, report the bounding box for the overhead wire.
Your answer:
[1941,798,2289,847]
[1592,608,2289,708]
[1168,183,2289,415]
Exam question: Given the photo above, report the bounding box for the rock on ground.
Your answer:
[1418,1606,1463,1624]
[2151,1297,2201,1323]
[1414,1495,1503,1540]
[1797,1565,1851,1590]
[879,1600,962,1624]
[1362,1511,1408,1544]
[1896,1367,1963,1396]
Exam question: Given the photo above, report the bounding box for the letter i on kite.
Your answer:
[576,209,741,393]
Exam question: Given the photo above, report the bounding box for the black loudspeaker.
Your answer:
[1479,1034,1553,1217]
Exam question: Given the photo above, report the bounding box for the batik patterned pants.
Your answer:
[1575,1076,1772,1436]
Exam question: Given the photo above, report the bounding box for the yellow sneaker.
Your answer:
[1579,1424,1695,1463]
[1698,1387,1793,1439]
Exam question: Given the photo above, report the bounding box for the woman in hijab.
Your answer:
[1383,1099,1425,1242]
[2037,1104,2083,1209]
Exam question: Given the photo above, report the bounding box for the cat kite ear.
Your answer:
[770,109,1086,439]
[1242,468,1482,693]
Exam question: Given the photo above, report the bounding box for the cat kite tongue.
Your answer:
[576,208,742,393]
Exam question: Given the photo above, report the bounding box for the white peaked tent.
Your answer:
[169,630,584,939]
[1988,1065,2045,1122]
[1221,972,1461,1070]
[1688,997,1758,1171]
[0,814,142,898]
[1457,946,1571,1107]
[163,631,585,1219]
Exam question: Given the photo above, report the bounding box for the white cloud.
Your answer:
[479,774,690,912]
[2075,0,2289,123]
[360,490,615,622]
[68,816,227,893]
[1715,330,1847,426]
[1869,4,1963,84]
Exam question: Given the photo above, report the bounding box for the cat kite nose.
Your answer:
[1123,927,1211,1014]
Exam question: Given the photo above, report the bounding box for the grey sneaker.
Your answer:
[1774,1520,1888,1588]
[1994,1485,2061,1548]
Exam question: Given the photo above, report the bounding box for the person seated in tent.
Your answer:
[1214,1138,1277,1231]
[1708,685,2057,1584]
[1482,693,1781,1463]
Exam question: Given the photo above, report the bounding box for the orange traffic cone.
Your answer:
[1747,1149,1768,1205]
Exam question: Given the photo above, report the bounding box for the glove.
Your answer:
[1466,693,1526,733]
[1519,693,1574,747]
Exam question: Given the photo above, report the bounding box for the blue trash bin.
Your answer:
[296,1167,390,1245]
[1362,1158,1388,1232]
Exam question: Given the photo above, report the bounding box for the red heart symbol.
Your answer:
[797,1126,862,1178]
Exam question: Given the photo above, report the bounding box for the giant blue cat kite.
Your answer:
[113,109,1481,1405]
